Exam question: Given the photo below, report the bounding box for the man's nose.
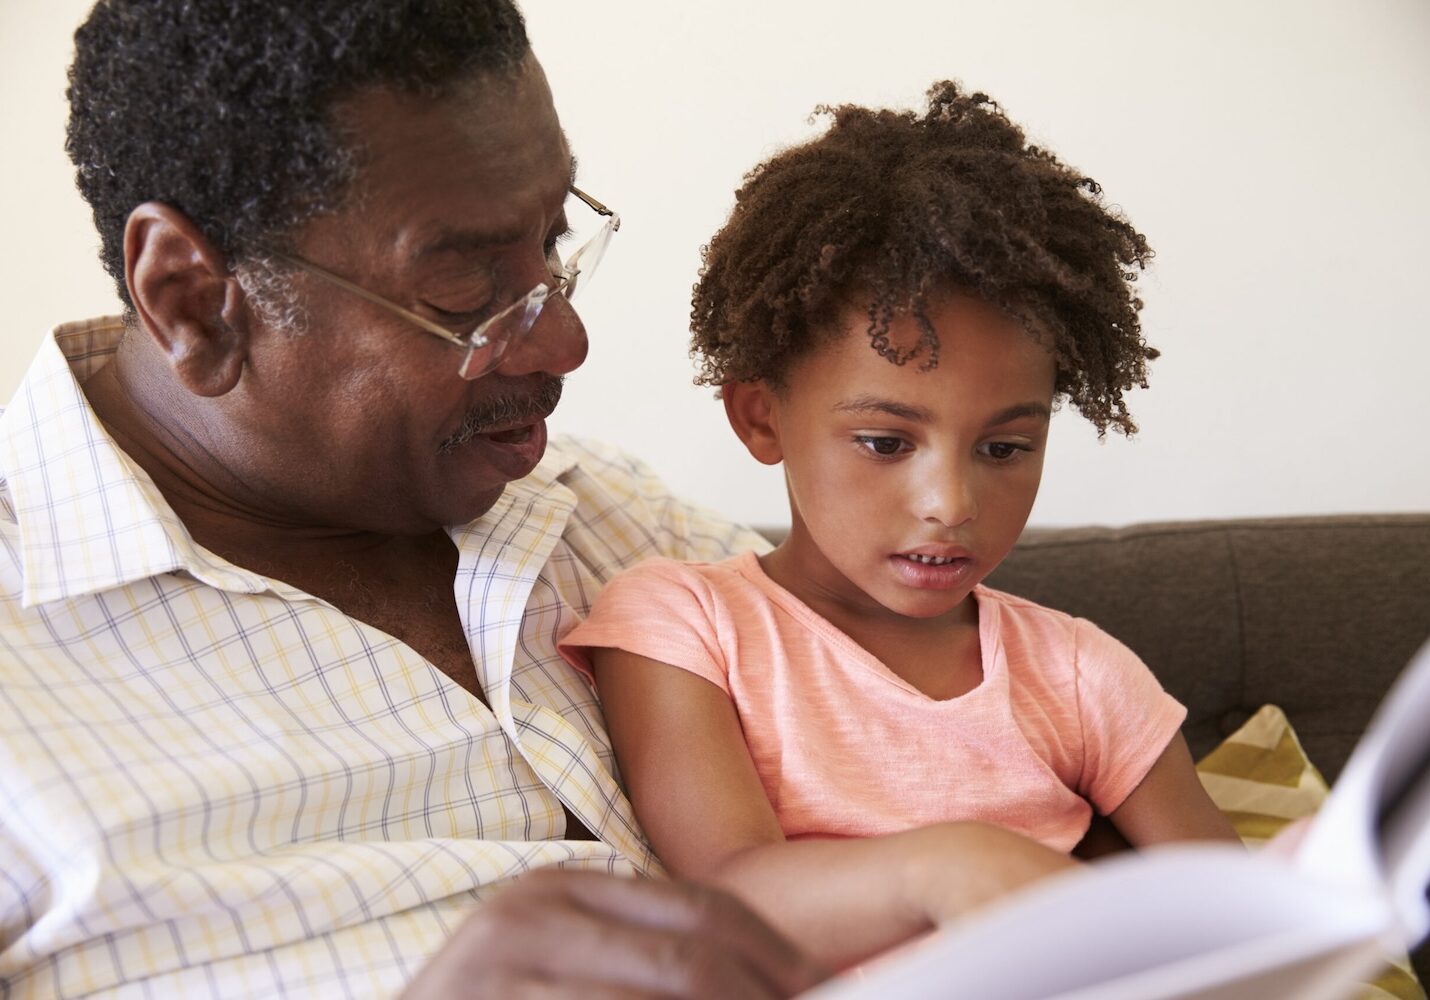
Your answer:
[493,290,588,377]
[919,459,978,528]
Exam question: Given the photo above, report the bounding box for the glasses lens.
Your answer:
[457,286,552,379]
[565,221,615,300]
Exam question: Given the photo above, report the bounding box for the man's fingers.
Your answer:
[423,869,826,998]
[551,869,827,994]
[460,973,668,1000]
[409,964,669,1000]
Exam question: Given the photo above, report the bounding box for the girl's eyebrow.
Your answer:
[987,402,1052,426]
[834,396,1052,427]
[834,396,931,422]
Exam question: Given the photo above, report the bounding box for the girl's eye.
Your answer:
[981,441,1031,462]
[854,435,908,457]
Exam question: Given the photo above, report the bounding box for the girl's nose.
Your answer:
[919,462,978,528]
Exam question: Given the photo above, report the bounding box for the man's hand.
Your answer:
[401,868,828,999]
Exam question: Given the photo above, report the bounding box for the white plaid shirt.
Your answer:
[0,317,765,998]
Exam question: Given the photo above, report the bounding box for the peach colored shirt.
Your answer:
[561,551,1186,853]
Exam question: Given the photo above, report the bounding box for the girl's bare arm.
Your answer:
[1106,732,1242,847]
[593,647,1076,968]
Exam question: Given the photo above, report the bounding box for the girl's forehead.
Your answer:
[785,296,1057,413]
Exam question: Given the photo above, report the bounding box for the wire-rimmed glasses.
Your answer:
[266,186,618,379]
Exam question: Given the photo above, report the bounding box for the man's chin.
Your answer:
[439,418,549,520]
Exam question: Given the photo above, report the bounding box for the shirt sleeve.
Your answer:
[553,436,772,562]
[558,558,732,695]
[1073,618,1188,815]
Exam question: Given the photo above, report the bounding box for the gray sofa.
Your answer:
[985,513,1430,981]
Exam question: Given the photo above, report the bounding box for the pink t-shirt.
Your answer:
[561,551,1186,853]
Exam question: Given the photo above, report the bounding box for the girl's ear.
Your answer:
[722,380,784,466]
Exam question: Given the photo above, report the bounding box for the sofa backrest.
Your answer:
[984,514,1430,782]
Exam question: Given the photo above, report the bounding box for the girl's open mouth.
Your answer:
[891,552,976,589]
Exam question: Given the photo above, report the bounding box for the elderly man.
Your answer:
[0,1,829,995]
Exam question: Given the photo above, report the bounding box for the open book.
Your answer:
[806,638,1430,1000]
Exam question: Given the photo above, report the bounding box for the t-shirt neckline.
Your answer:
[728,550,1001,704]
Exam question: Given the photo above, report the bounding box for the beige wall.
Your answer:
[0,0,125,363]
[4,1,1429,526]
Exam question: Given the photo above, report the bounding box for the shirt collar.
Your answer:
[0,318,288,606]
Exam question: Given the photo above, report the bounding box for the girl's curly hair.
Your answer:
[690,81,1157,436]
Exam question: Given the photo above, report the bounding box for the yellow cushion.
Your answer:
[1195,705,1425,1000]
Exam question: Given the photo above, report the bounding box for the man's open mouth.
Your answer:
[484,425,536,445]
[438,377,563,454]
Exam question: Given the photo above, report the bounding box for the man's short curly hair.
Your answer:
[66,0,530,310]
[690,81,1158,436]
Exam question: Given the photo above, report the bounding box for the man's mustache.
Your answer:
[438,376,565,454]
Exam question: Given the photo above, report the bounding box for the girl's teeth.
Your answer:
[907,554,957,565]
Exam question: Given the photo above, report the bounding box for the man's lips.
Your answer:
[438,377,563,454]
[451,418,550,481]
[483,424,538,444]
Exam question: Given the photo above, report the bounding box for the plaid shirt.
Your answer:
[0,318,765,998]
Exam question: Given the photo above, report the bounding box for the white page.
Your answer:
[1297,637,1430,944]
[804,847,1390,1000]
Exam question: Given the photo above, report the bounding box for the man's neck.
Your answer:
[83,352,484,707]
[83,352,437,579]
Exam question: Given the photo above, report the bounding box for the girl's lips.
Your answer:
[897,545,972,562]
[889,552,977,590]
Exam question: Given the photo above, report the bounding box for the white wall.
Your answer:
[4,0,1428,527]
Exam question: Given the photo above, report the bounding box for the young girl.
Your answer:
[561,81,1238,969]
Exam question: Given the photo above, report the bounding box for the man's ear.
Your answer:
[124,201,249,397]
[722,380,784,466]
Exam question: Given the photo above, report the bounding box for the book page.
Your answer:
[803,847,1389,1000]
[1297,637,1430,945]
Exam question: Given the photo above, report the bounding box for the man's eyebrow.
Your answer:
[833,396,933,422]
[407,226,529,263]
[406,154,580,265]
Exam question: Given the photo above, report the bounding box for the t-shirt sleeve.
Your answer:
[1073,618,1188,815]
[558,558,731,695]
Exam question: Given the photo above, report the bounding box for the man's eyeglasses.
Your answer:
[266,187,619,379]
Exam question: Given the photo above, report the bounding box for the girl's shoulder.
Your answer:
[607,549,756,586]
[975,584,1130,664]
[598,550,765,610]
[975,583,1078,633]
